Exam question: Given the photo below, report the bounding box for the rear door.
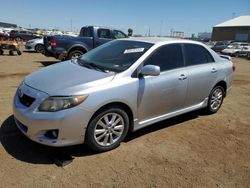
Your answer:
[184,43,218,107]
[137,43,188,122]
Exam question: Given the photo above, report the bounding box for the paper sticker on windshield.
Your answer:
[124,48,144,54]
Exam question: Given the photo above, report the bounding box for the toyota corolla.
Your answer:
[13,38,234,152]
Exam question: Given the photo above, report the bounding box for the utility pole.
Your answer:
[159,20,163,37]
[70,19,72,32]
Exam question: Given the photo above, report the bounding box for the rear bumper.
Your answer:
[44,46,67,60]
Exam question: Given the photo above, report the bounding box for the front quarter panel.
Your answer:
[79,76,138,124]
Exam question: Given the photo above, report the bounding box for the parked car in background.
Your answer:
[43,26,128,60]
[9,30,40,41]
[25,38,44,53]
[247,52,250,60]
[0,31,8,40]
[211,41,232,52]
[13,38,234,152]
[221,42,250,57]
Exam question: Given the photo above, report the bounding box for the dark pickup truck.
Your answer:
[43,26,128,60]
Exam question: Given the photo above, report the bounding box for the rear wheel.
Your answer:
[17,50,22,55]
[35,44,44,53]
[205,86,224,114]
[85,107,129,152]
[9,50,14,56]
[68,50,84,59]
[247,53,250,60]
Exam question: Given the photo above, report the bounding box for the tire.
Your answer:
[0,50,3,55]
[67,50,84,59]
[205,86,225,114]
[9,50,14,56]
[15,37,21,41]
[85,107,129,152]
[17,50,22,55]
[35,44,44,53]
[247,53,250,60]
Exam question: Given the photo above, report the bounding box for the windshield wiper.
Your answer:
[77,59,107,72]
[85,62,107,73]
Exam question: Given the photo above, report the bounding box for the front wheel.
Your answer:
[205,86,225,114]
[85,107,129,152]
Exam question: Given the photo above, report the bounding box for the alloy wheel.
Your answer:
[94,113,125,146]
[210,88,223,111]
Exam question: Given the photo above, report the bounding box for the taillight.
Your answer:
[49,38,57,48]
[232,64,236,72]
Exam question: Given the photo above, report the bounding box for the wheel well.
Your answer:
[67,46,87,57]
[214,81,227,96]
[89,102,134,131]
[35,43,43,48]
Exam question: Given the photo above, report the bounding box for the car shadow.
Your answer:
[0,115,95,166]
[0,111,202,166]
[34,60,60,67]
[125,111,200,142]
[22,50,37,53]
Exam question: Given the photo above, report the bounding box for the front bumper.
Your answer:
[25,43,35,51]
[13,83,93,147]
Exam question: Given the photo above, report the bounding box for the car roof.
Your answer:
[119,37,202,45]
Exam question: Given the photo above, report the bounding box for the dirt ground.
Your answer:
[0,47,250,188]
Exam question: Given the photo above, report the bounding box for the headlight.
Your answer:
[38,95,88,112]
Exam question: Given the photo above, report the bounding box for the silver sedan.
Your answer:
[13,38,234,152]
[25,37,44,53]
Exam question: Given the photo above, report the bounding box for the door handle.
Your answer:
[178,74,187,80]
[211,68,217,73]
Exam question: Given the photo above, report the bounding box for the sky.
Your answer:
[1,0,250,37]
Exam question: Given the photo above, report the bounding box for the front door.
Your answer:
[137,43,188,123]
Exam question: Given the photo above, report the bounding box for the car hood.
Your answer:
[27,38,43,43]
[24,60,115,95]
[222,48,238,53]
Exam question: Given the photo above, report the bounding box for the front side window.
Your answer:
[144,44,184,72]
[184,44,214,66]
[98,29,111,39]
[78,40,153,72]
[113,30,127,39]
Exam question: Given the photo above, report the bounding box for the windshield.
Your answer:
[78,40,153,73]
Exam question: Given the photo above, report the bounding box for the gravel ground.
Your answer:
[0,47,250,187]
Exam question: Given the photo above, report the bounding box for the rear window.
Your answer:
[184,44,214,66]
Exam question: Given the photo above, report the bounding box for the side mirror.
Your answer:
[139,65,160,77]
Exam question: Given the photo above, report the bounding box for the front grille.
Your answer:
[19,93,35,107]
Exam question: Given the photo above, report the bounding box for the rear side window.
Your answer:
[11,30,18,34]
[144,44,184,72]
[184,44,214,66]
[98,29,111,39]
